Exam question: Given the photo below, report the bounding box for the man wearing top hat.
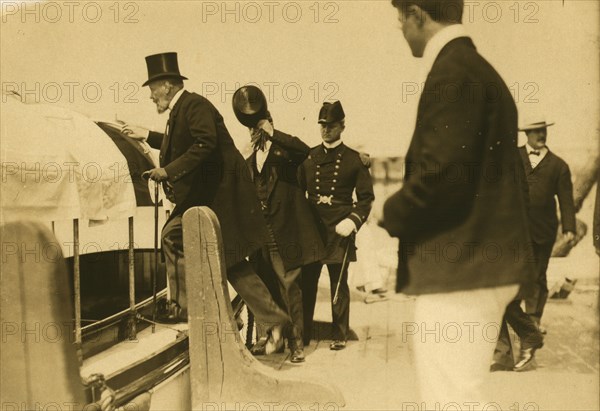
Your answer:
[518,115,576,331]
[232,86,327,362]
[120,52,290,353]
[299,101,375,350]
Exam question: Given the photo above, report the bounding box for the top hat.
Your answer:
[519,115,555,131]
[232,85,269,128]
[318,101,345,124]
[142,52,188,87]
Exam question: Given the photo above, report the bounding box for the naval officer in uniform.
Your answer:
[299,101,375,350]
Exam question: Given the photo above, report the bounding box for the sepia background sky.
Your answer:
[1,0,598,165]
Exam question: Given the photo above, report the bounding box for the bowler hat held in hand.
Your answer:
[232,85,269,128]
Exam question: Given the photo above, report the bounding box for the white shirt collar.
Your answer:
[525,144,548,169]
[323,139,343,149]
[169,88,185,111]
[255,140,272,173]
[421,24,469,77]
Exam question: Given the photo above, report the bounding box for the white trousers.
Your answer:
[411,284,519,409]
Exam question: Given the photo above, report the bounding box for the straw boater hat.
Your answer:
[519,115,555,131]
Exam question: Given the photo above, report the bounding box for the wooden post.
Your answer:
[73,218,82,348]
[128,216,137,340]
[183,206,345,409]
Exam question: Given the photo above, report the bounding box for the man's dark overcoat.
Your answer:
[245,130,326,270]
[147,90,268,268]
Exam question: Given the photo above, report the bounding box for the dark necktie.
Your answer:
[529,150,540,156]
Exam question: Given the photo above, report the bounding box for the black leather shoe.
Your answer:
[250,330,284,356]
[250,338,269,355]
[290,348,305,363]
[155,300,187,324]
[514,342,543,372]
[155,312,187,324]
[329,340,346,350]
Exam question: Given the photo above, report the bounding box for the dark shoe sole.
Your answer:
[250,339,268,355]
[154,316,187,324]
[330,341,346,350]
[514,349,539,372]
[514,358,536,372]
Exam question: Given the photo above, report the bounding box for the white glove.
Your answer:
[335,218,356,238]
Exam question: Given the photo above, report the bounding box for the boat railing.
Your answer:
[54,210,251,361]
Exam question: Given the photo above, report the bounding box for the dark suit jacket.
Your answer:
[147,90,268,268]
[246,130,326,270]
[383,37,534,295]
[299,143,375,264]
[519,146,576,245]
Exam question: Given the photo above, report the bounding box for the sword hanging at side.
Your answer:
[333,233,354,305]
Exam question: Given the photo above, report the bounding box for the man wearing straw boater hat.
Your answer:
[120,53,290,353]
[299,101,375,350]
[491,115,576,373]
[518,115,576,332]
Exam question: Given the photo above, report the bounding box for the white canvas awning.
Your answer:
[1,98,137,224]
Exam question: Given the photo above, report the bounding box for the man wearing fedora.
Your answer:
[299,101,375,350]
[120,52,290,353]
[232,86,327,362]
[518,115,576,331]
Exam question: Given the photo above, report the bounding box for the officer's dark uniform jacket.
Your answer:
[298,142,375,263]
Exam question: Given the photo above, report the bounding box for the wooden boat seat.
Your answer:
[183,206,345,408]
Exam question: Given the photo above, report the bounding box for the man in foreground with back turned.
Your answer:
[121,52,290,354]
[383,1,534,405]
